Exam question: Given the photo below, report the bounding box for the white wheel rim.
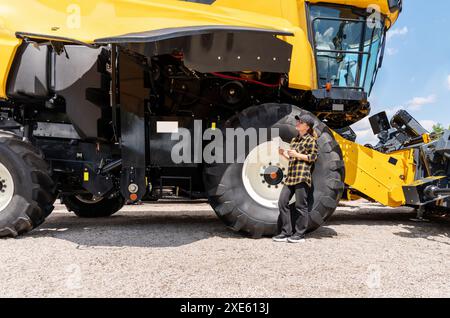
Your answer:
[242,138,291,209]
[0,162,14,212]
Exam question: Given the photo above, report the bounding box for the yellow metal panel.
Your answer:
[406,176,445,188]
[0,0,295,43]
[0,38,21,99]
[334,132,416,207]
[0,0,298,99]
[281,28,317,90]
[0,0,296,98]
[215,0,399,27]
[0,0,400,97]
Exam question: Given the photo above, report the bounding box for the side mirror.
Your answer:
[369,111,391,135]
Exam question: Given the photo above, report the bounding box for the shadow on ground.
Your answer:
[28,211,234,248]
[22,204,450,248]
[329,206,450,244]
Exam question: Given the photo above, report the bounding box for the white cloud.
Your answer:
[381,95,436,117]
[419,120,437,132]
[386,47,399,56]
[447,75,450,90]
[406,94,437,111]
[355,129,379,146]
[385,27,408,56]
[352,117,371,131]
[351,118,378,146]
[386,26,408,40]
[385,106,402,117]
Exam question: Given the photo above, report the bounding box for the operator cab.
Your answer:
[309,3,386,95]
[301,1,402,128]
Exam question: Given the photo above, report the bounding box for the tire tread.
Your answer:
[0,137,56,238]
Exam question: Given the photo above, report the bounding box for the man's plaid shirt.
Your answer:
[285,134,319,187]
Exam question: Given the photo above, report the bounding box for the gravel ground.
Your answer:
[0,200,449,298]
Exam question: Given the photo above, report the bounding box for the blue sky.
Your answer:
[352,0,450,144]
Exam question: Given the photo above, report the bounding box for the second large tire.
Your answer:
[62,194,125,218]
[203,103,345,238]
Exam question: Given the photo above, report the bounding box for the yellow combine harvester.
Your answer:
[0,0,448,238]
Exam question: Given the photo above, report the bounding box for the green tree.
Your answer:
[431,123,449,140]
[432,123,445,135]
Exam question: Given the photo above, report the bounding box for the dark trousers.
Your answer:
[278,183,310,236]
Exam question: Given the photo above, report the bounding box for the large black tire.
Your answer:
[0,135,56,238]
[203,104,345,238]
[62,194,125,218]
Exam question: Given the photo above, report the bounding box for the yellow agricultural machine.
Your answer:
[0,0,448,238]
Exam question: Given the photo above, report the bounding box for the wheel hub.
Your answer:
[261,166,285,186]
[242,139,290,209]
[0,162,14,212]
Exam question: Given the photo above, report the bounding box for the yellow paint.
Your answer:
[341,189,362,201]
[83,171,90,182]
[422,133,432,144]
[0,38,21,99]
[406,176,445,188]
[280,28,318,90]
[216,0,399,27]
[0,0,400,98]
[334,132,416,207]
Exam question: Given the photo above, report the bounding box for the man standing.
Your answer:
[273,114,319,243]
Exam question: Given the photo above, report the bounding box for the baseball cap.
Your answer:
[295,114,315,127]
